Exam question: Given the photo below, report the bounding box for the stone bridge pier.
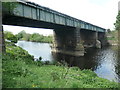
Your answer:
[98,32,108,46]
[52,28,108,56]
[80,30,98,48]
[52,27,84,56]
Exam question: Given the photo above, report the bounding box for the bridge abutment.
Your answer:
[52,28,84,56]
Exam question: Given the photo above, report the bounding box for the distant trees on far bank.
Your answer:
[4,30,53,43]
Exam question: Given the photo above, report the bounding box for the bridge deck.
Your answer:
[2,0,106,32]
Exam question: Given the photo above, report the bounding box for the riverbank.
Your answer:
[2,42,119,88]
[107,30,118,46]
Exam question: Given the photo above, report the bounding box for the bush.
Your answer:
[4,31,18,43]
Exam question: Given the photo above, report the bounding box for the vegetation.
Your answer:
[4,30,53,43]
[106,10,120,45]
[2,42,119,88]
[114,11,120,31]
[107,30,118,40]
[16,30,53,43]
[2,2,18,14]
[4,31,18,43]
[106,11,120,45]
[106,30,118,45]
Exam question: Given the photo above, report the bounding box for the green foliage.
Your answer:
[16,30,26,40]
[114,11,120,30]
[2,2,18,14]
[107,29,111,33]
[16,30,53,43]
[107,36,116,40]
[4,31,18,43]
[106,30,118,45]
[2,42,119,88]
[51,72,60,81]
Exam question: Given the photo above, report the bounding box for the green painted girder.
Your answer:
[2,0,106,32]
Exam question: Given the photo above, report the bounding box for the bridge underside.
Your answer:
[3,15,71,29]
[2,15,108,56]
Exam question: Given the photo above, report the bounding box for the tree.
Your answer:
[16,30,26,40]
[16,31,53,43]
[29,33,53,43]
[4,31,17,43]
[2,2,18,14]
[114,11,120,30]
[107,29,111,33]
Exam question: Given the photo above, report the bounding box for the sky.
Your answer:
[3,0,120,35]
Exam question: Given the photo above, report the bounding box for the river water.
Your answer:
[16,41,120,82]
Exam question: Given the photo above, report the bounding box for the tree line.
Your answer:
[4,30,53,43]
[114,11,120,30]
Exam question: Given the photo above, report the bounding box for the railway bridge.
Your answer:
[1,0,108,56]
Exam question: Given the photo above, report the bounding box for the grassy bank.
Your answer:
[107,30,118,45]
[2,42,119,88]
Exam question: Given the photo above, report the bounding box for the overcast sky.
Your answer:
[3,0,120,35]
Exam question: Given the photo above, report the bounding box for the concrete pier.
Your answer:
[52,27,84,56]
[98,32,108,46]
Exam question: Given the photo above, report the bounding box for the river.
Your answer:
[16,41,120,82]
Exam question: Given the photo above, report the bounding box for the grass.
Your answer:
[107,30,118,45]
[2,42,119,88]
